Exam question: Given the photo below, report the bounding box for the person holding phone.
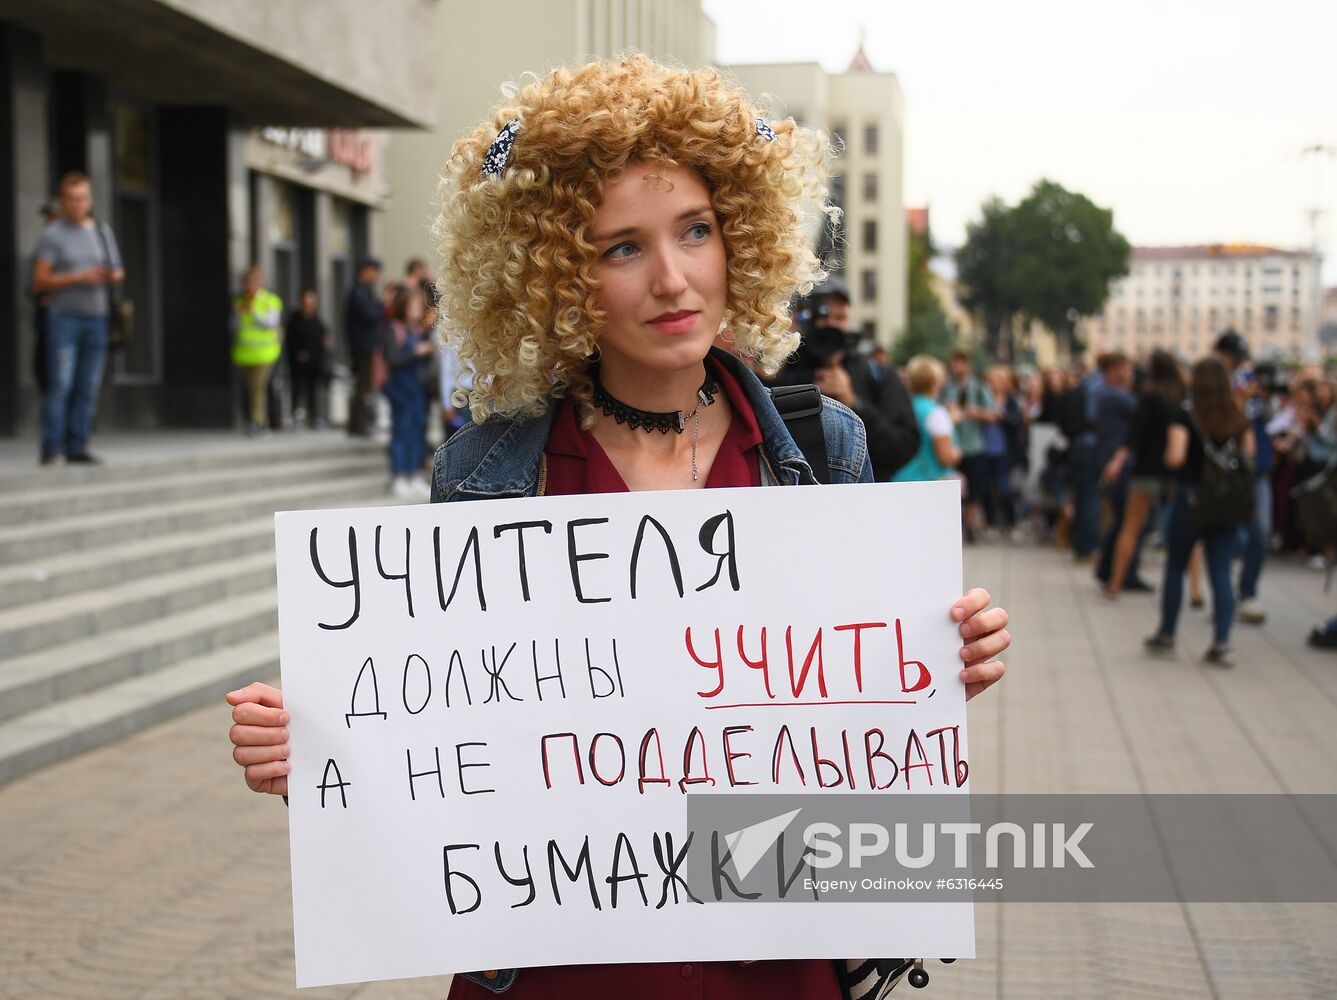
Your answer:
[31,171,124,465]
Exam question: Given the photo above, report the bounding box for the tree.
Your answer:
[894,222,956,365]
[954,197,1022,361]
[955,181,1130,359]
[1006,179,1130,355]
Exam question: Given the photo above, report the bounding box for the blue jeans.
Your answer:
[42,313,108,458]
[982,453,1015,527]
[1070,435,1101,556]
[386,381,427,476]
[1158,484,1236,646]
[1237,475,1272,600]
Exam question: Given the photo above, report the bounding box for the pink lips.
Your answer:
[648,310,699,335]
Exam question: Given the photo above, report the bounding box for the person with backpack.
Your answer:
[224,56,1011,1000]
[1145,357,1255,665]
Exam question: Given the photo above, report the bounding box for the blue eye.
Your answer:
[603,242,638,260]
[685,222,712,242]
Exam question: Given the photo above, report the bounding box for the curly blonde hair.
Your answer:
[433,54,835,423]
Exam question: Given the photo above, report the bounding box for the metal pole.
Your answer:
[1301,143,1334,359]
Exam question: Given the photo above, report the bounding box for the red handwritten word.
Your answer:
[685,619,932,702]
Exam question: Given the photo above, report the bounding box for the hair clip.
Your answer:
[483,119,521,177]
[755,117,777,142]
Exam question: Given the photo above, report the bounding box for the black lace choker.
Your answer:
[591,367,719,435]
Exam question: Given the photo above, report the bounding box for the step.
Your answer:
[0,431,383,492]
[0,485,399,611]
[0,589,276,724]
[0,549,279,660]
[0,518,276,611]
[0,453,383,526]
[0,632,280,787]
[0,471,387,564]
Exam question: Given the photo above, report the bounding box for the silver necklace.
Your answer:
[685,387,712,481]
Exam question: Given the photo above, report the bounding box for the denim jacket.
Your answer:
[432,347,871,504]
[429,347,869,993]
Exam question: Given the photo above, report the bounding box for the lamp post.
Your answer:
[1301,143,1334,360]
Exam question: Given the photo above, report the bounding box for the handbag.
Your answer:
[92,219,133,351]
[1293,462,1337,551]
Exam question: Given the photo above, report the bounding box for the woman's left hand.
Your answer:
[952,588,1008,701]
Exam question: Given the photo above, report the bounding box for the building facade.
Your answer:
[381,0,716,277]
[0,0,436,437]
[723,51,907,349]
[1082,245,1324,362]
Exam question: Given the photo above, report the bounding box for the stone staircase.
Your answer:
[0,432,398,785]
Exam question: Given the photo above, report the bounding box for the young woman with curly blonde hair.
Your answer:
[227,55,1011,999]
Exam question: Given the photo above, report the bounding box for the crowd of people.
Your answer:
[878,329,1337,663]
[226,254,467,499]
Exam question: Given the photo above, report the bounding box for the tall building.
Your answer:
[381,0,716,276]
[722,47,907,348]
[0,1,436,437]
[1082,245,1324,361]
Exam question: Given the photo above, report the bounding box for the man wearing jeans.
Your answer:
[32,172,123,465]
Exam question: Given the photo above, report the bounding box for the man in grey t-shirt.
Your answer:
[32,171,123,465]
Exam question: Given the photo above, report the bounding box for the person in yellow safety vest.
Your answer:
[231,264,283,436]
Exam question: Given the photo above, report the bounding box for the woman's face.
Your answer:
[399,291,424,328]
[588,162,727,378]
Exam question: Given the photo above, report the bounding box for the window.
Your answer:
[1264,304,1279,331]
[863,172,877,202]
[861,320,876,342]
[863,122,879,156]
[862,268,877,302]
[863,219,877,252]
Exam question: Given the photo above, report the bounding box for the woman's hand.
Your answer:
[226,682,290,796]
[952,588,1008,701]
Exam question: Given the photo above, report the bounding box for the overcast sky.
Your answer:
[702,0,1337,282]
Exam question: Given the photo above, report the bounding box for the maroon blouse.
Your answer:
[542,356,764,496]
[447,359,841,1000]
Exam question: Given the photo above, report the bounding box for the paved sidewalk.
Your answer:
[2,540,1335,998]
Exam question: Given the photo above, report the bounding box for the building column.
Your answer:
[156,107,246,427]
[0,26,50,437]
[312,190,335,330]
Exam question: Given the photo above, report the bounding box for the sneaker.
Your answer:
[1123,578,1155,594]
[1237,599,1267,625]
[410,476,432,499]
[391,475,417,500]
[1307,554,1328,571]
[65,452,102,465]
[1307,627,1337,650]
[1143,634,1175,655]
[1203,643,1235,667]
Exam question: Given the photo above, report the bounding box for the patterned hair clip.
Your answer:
[755,117,777,142]
[483,118,521,177]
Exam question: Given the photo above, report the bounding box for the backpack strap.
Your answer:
[770,384,829,485]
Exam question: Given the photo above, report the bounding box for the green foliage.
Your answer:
[955,180,1130,359]
[895,223,956,365]
[954,197,1021,357]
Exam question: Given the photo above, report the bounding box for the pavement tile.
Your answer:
[3,541,1337,998]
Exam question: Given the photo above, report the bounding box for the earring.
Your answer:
[719,328,736,345]
[587,347,601,364]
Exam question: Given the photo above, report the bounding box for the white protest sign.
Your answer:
[276,480,970,988]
